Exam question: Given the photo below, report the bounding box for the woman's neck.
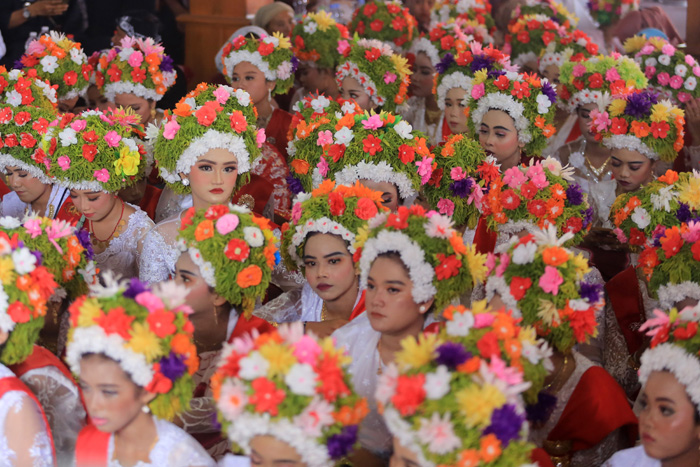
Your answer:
[114,412,157,460]
[583,139,611,165]
[193,307,230,353]
[543,350,576,394]
[499,149,523,171]
[256,97,274,122]
[91,196,121,229]
[323,279,359,321]
[191,195,212,212]
[30,184,53,217]
[378,317,426,365]
[661,446,700,467]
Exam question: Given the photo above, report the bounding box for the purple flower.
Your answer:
[582,206,594,228]
[30,250,43,266]
[579,282,602,304]
[160,55,174,73]
[124,278,149,299]
[435,342,471,369]
[488,69,506,79]
[624,90,658,119]
[677,203,691,223]
[541,80,557,105]
[13,59,23,70]
[286,175,304,195]
[435,53,454,75]
[484,404,524,444]
[565,183,583,206]
[291,55,299,73]
[327,425,358,459]
[470,55,493,74]
[159,352,187,381]
[526,391,557,424]
[76,229,95,260]
[450,178,473,198]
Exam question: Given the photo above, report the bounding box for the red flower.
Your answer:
[430,27,446,41]
[428,167,443,187]
[14,111,31,126]
[131,68,147,83]
[7,302,31,324]
[365,48,381,62]
[82,130,99,143]
[328,144,346,162]
[258,42,274,56]
[610,117,628,135]
[32,118,48,134]
[204,204,228,220]
[564,217,582,234]
[511,81,531,99]
[477,331,500,358]
[391,16,407,30]
[316,354,350,401]
[232,36,246,50]
[569,308,597,343]
[4,135,18,147]
[588,73,603,89]
[494,75,510,90]
[509,276,532,300]
[542,31,555,45]
[0,108,12,123]
[355,198,378,220]
[391,374,426,416]
[355,21,366,35]
[370,19,384,32]
[520,181,537,200]
[651,121,670,139]
[586,42,599,55]
[500,189,521,210]
[572,78,585,91]
[48,137,56,155]
[63,70,78,86]
[362,134,383,156]
[107,64,122,82]
[660,226,683,258]
[225,238,250,261]
[195,101,221,127]
[180,207,196,230]
[82,144,97,161]
[398,144,415,164]
[517,31,530,44]
[386,208,409,229]
[440,35,455,51]
[692,241,700,261]
[249,378,286,415]
[81,64,92,81]
[32,148,46,164]
[387,3,400,13]
[20,133,36,148]
[145,365,173,394]
[527,199,546,217]
[95,306,134,339]
[674,322,698,340]
[229,110,248,133]
[328,191,347,216]
[146,309,177,338]
[363,2,377,16]
[435,253,461,280]
[629,227,646,246]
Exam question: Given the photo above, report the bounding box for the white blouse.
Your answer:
[0,185,71,219]
[604,446,660,467]
[95,206,154,279]
[139,212,182,284]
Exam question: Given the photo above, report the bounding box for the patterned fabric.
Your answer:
[95,206,154,279]
[251,143,291,219]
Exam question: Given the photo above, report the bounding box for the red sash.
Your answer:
[74,424,110,467]
[474,215,497,255]
[348,291,366,321]
[531,447,555,467]
[233,173,274,218]
[605,266,645,356]
[139,185,163,221]
[267,108,293,159]
[228,314,275,344]
[55,198,82,225]
[0,375,57,466]
[0,178,9,199]
[441,114,452,144]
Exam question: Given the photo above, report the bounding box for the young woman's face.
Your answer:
[610,148,655,193]
[639,371,700,463]
[174,252,222,316]
[249,435,305,467]
[69,190,118,222]
[340,77,373,111]
[444,87,469,134]
[230,61,275,107]
[266,11,295,38]
[58,96,79,114]
[297,63,325,94]
[303,233,357,303]
[576,103,599,142]
[87,84,115,112]
[479,109,522,163]
[359,179,399,212]
[5,166,50,205]
[185,148,238,209]
[390,437,421,467]
[79,354,153,433]
[410,53,436,99]
[114,93,155,126]
[542,64,560,86]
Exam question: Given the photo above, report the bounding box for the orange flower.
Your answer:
[492,313,516,338]
[263,243,277,268]
[251,215,271,231]
[504,337,522,363]
[335,113,356,131]
[194,220,214,241]
[658,170,679,185]
[312,179,336,197]
[173,101,192,117]
[479,434,502,462]
[290,158,310,175]
[613,208,629,226]
[237,265,263,288]
[493,212,507,224]
[534,115,546,129]
[549,183,566,200]
[457,450,480,467]
[627,196,642,210]
[542,246,569,266]
[542,124,556,138]
[441,144,456,157]
[334,399,369,425]
[545,198,564,219]
[631,121,650,138]
[457,356,481,373]
[349,181,383,203]
[450,231,467,255]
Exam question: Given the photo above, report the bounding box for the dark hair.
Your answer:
[116,11,161,42]
[374,252,434,314]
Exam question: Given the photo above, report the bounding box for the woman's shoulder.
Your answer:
[125,204,155,230]
[331,311,376,349]
[152,418,216,466]
[605,446,659,467]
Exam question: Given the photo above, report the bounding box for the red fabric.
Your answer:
[349,291,366,321]
[565,123,581,144]
[74,424,110,467]
[474,215,498,255]
[606,266,645,355]
[232,173,274,218]
[423,322,442,334]
[267,108,293,159]
[441,114,452,144]
[531,448,554,467]
[0,178,10,199]
[138,185,163,221]
[54,198,82,225]
[227,314,275,344]
[548,367,638,452]
[0,376,57,465]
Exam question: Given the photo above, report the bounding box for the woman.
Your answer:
[66,276,214,467]
[506,14,569,73]
[214,322,368,467]
[175,203,276,459]
[431,0,495,33]
[140,84,266,284]
[332,205,486,462]
[348,0,418,54]
[253,2,295,38]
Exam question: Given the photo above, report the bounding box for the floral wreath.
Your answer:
[44,108,146,193]
[431,0,495,32]
[485,226,604,353]
[510,0,579,30]
[66,276,199,420]
[18,31,91,100]
[151,83,264,195]
[537,29,599,76]
[348,0,418,53]
[415,20,495,72]
[424,134,487,228]
[336,38,411,113]
[558,53,647,113]
[221,32,295,96]
[292,11,350,71]
[356,204,487,311]
[96,36,177,103]
[505,14,568,68]
[0,66,57,111]
[281,180,386,272]
[212,322,368,467]
[466,71,557,156]
[624,36,700,105]
[177,203,278,315]
[376,323,536,467]
[587,0,639,28]
[589,89,685,163]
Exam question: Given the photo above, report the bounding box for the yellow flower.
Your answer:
[457,383,506,428]
[608,99,627,117]
[470,299,490,316]
[274,32,291,50]
[259,341,296,377]
[310,10,335,32]
[649,37,667,50]
[395,333,439,370]
[127,322,163,362]
[537,299,560,327]
[78,298,104,327]
[320,337,351,366]
[623,35,647,54]
[354,225,370,249]
[671,107,685,119]
[570,253,591,279]
[465,246,488,285]
[114,147,140,176]
[519,326,539,345]
[473,69,488,86]
[0,257,16,284]
[678,177,700,210]
[390,54,412,79]
[650,103,670,123]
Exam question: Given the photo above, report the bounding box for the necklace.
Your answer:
[90,199,125,247]
[543,355,570,394]
[584,154,611,179]
[321,302,328,321]
[377,339,383,375]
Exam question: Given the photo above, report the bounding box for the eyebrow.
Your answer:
[481,123,511,131]
[611,156,644,164]
[197,159,237,165]
[655,397,676,404]
[302,251,347,260]
[368,275,406,285]
[178,269,196,276]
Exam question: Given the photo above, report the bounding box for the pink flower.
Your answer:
[590,110,612,132]
[503,166,526,189]
[526,164,548,189]
[93,169,110,182]
[256,128,266,148]
[25,40,46,56]
[467,183,483,207]
[136,291,165,313]
[605,68,621,82]
[416,156,433,184]
[45,219,72,253]
[495,252,510,277]
[539,265,563,295]
[362,114,383,130]
[218,379,248,420]
[661,43,676,55]
[291,202,303,224]
[437,199,455,216]
[337,40,350,55]
[572,63,586,77]
[639,44,655,55]
[100,113,114,125]
[292,335,322,365]
[416,412,461,455]
[686,54,697,66]
[669,75,683,89]
[485,252,496,276]
[163,119,180,140]
[613,228,627,243]
[106,48,118,62]
[383,72,397,84]
[104,130,122,147]
[23,218,42,238]
[694,66,700,77]
[215,214,239,235]
[639,309,670,337]
[70,120,86,132]
[295,398,335,437]
[127,50,144,67]
[657,72,671,86]
[212,86,231,105]
[487,355,524,385]
[316,156,329,177]
[450,167,466,181]
[474,312,495,328]
[316,130,332,146]
[471,82,485,99]
[682,221,700,243]
[678,92,691,103]
[645,66,656,79]
[57,156,71,170]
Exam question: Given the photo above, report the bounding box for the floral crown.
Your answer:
[481,158,593,246]
[212,322,368,467]
[431,0,495,32]
[221,32,295,96]
[286,94,362,193]
[281,181,386,272]
[18,31,91,100]
[417,20,495,72]
[356,205,487,310]
[376,323,536,467]
[589,89,685,163]
[506,14,568,68]
[151,83,264,195]
[66,276,199,420]
[485,226,603,352]
[587,0,639,28]
[0,66,57,111]
[292,11,350,70]
[558,53,647,112]
[44,109,146,193]
[177,203,278,314]
[96,36,177,103]
[466,71,557,156]
[336,38,411,112]
[537,29,599,76]
[510,0,578,30]
[424,134,487,228]
[349,0,418,53]
[624,36,700,105]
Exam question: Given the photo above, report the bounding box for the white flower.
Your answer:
[0,288,11,332]
[276,61,292,80]
[70,48,84,65]
[0,217,20,229]
[5,90,22,107]
[375,364,398,406]
[7,70,20,80]
[218,379,248,420]
[152,281,190,309]
[445,310,474,337]
[393,120,413,140]
[58,128,78,147]
[234,88,251,107]
[417,412,461,455]
[118,47,135,61]
[293,397,335,437]
[659,54,672,66]
[424,365,451,400]
[341,101,356,114]
[310,95,330,114]
[334,127,354,146]
[12,248,37,275]
[512,241,537,264]
[645,57,658,68]
[40,55,59,74]
[631,207,651,229]
[675,64,688,77]
[685,76,697,91]
[238,351,269,380]
[536,93,552,114]
[303,21,318,34]
[569,151,585,169]
[424,215,454,239]
[284,363,317,396]
[262,35,279,47]
[650,185,676,212]
[522,340,554,371]
[680,303,700,321]
[243,226,264,247]
[145,122,160,142]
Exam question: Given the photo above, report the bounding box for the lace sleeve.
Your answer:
[175,352,220,435]
[253,288,303,323]
[132,210,155,265]
[0,392,54,467]
[139,226,181,284]
[572,427,627,467]
[151,419,216,467]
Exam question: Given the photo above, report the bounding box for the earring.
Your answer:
[419,305,426,312]
[142,405,150,414]
[268,88,272,103]
[150,108,156,120]
[182,179,190,186]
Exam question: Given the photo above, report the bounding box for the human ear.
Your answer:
[212,292,228,308]
[418,298,435,315]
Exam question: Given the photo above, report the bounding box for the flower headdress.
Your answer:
[424,134,487,228]
[18,31,91,100]
[44,109,146,193]
[376,322,536,467]
[151,83,264,195]
[558,53,647,112]
[537,29,599,76]
[465,71,557,155]
[221,32,295,96]
[0,66,57,111]
[431,0,495,32]
[356,205,487,310]
[281,181,387,272]
[177,203,278,315]
[589,89,685,163]
[292,11,350,70]
[624,36,700,105]
[336,38,411,113]
[485,226,604,352]
[481,158,593,245]
[506,14,569,68]
[510,0,579,30]
[587,0,639,28]
[348,0,418,53]
[212,322,368,467]
[96,36,177,103]
[66,276,198,420]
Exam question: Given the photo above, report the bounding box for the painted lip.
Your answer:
[316,283,332,292]
[91,417,108,427]
[617,180,630,186]
[83,212,95,218]
[641,433,655,443]
[210,188,224,194]
[369,311,384,320]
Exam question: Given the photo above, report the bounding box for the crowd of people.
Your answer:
[0,0,696,466]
